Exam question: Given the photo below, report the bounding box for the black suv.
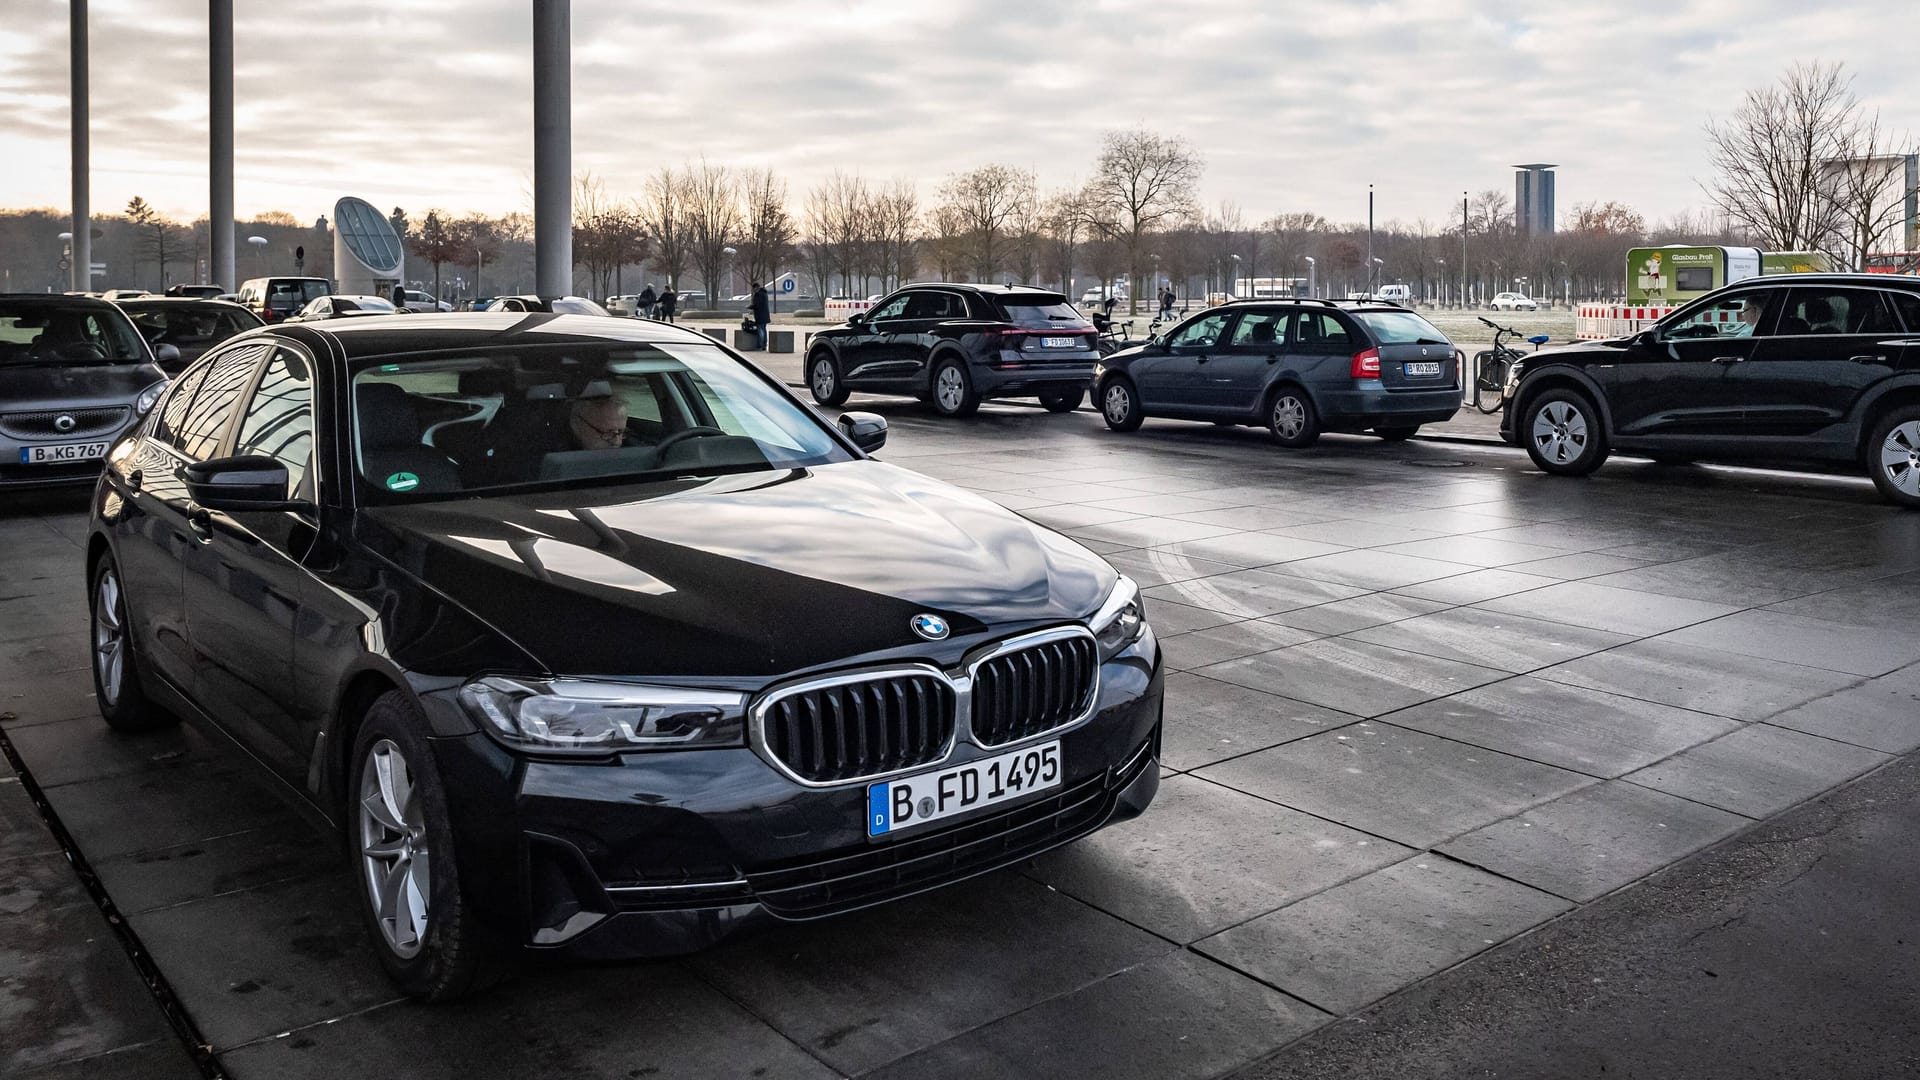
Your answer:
[807,284,1098,416]
[1092,299,1462,446]
[1501,273,1920,507]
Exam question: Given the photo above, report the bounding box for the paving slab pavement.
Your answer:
[3,402,1917,1077]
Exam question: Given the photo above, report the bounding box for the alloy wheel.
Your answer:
[359,738,431,959]
[936,366,966,411]
[1272,395,1307,440]
[92,567,125,709]
[1881,420,1920,498]
[1530,400,1589,465]
[811,358,835,399]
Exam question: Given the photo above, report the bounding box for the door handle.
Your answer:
[1850,355,1887,364]
[186,506,213,535]
[125,467,143,491]
[1265,354,1281,364]
[1710,355,1746,364]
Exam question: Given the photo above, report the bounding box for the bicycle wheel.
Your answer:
[1473,352,1510,414]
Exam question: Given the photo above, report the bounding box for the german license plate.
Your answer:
[867,740,1061,837]
[1405,361,1443,376]
[1040,336,1077,348]
[19,441,108,464]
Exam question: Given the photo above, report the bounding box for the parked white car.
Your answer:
[1080,286,1129,307]
[1374,283,1412,305]
[397,288,453,313]
[1490,292,1539,311]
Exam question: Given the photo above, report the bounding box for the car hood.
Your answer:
[356,460,1117,679]
[0,361,164,410]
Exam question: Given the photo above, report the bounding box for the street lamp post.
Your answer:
[1366,183,1374,294]
[1302,256,1316,299]
[1229,253,1242,299]
[722,245,738,303]
[1435,257,1447,307]
[247,234,267,276]
[1461,191,1470,309]
[1370,256,1384,297]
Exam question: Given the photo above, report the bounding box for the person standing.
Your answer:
[751,281,771,351]
[635,283,657,319]
[658,286,678,324]
[1158,286,1174,321]
[392,282,407,310]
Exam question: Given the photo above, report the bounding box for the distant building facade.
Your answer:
[1514,164,1557,236]
[332,196,404,294]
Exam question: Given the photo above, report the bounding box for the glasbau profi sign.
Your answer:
[1626,246,1761,305]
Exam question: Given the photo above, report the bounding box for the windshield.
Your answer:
[0,298,149,364]
[266,280,331,312]
[351,341,854,499]
[1354,311,1450,345]
[552,297,611,315]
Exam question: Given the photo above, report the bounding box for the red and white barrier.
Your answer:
[1575,303,1674,340]
[823,298,876,322]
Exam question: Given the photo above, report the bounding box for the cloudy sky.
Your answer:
[3,0,1916,229]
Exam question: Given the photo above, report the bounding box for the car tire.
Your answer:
[89,555,172,733]
[1038,387,1083,413]
[351,691,503,1001]
[1267,385,1320,449]
[808,351,848,406]
[1374,426,1420,441]
[1867,405,1920,509]
[1099,377,1144,432]
[929,355,980,417]
[1522,388,1609,476]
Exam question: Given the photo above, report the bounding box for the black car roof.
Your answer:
[112,297,252,310]
[1723,272,1920,290]
[270,312,723,361]
[905,283,1062,297]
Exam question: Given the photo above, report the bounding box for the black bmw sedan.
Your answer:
[85,313,1161,1000]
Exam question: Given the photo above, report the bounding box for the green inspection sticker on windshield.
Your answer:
[385,471,420,492]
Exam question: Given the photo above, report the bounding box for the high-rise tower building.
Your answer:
[1514,164,1557,236]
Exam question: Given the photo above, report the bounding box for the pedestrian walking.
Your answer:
[1158,286,1174,321]
[658,287,677,323]
[751,281,771,351]
[636,283,657,320]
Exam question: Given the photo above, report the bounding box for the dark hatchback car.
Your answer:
[1501,273,1920,507]
[85,313,1162,999]
[114,297,262,372]
[807,284,1099,416]
[0,294,171,489]
[1093,299,1462,446]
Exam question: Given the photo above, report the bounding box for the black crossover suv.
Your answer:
[85,313,1161,999]
[806,284,1099,416]
[1500,273,1920,507]
[1092,299,1462,447]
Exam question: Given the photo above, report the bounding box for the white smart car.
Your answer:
[1490,292,1539,311]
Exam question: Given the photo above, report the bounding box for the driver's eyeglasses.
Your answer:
[579,420,623,442]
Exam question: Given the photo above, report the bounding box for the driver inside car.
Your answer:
[567,392,634,451]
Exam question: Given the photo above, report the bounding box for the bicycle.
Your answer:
[1472,316,1551,414]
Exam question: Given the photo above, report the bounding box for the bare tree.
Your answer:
[638,166,692,291]
[739,167,795,288]
[925,202,967,282]
[449,214,501,299]
[125,196,180,287]
[871,179,920,290]
[803,171,870,296]
[938,164,1036,282]
[410,209,466,299]
[1081,128,1203,313]
[1039,187,1091,295]
[685,159,741,300]
[1823,110,1914,270]
[1704,61,1857,254]
[1262,212,1328,297]
[571,173,647,299]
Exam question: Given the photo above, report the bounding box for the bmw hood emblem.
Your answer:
[910,613,949,641]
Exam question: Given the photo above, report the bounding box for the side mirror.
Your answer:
[1634,328,1659,346]
[847,311,867,327]
[182,454,302,512]
[837,411,888,453]
[153,342,182,368]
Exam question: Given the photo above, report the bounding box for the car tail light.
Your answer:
[1351,347,1381,378]
[995,328,1029,349]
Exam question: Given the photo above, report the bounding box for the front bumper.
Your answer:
[427,631,1164,959]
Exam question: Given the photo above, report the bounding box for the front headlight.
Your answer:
[1090,575,1146,661]
[459,676,747,753]
[134,380,167,416]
